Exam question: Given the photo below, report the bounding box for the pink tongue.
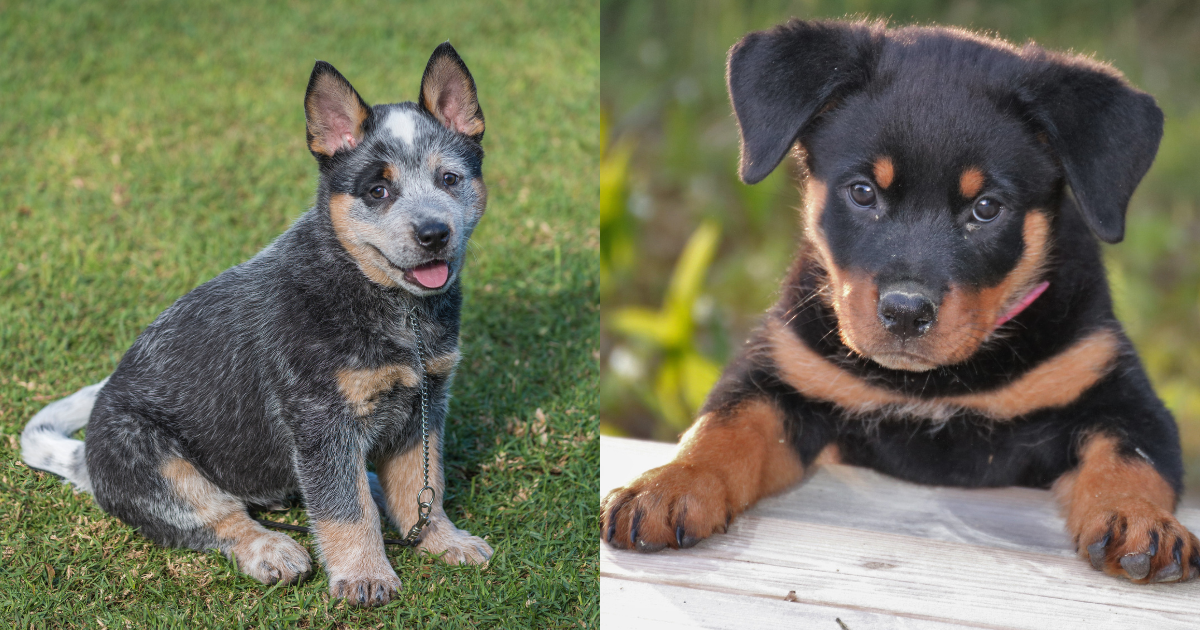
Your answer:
[412,261,449,288]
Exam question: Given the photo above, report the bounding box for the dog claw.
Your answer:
[1121,553,1151,580]
[1153,562,1182,583]
[1087,533,1110,571]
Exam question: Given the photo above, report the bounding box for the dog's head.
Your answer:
[727,20,1162,371]
[304,43,486,295]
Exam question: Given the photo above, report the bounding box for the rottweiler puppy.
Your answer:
[602,20,1199,584]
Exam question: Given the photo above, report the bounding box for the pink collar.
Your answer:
[993,281,1049,329]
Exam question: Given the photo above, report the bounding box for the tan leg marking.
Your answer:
[768,317,1119,420]
[336,364,419,416]
[424,349,461,376]
[601,399,804,551]
[873,156,895,189]
[161,458,311,585]
[313,466,401,606]
[1053,434,1198,583]
[330,193,399,287]
[375,433,492,565]
[959,167,984,198]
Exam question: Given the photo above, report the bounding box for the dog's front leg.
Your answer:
[297,431,401,607]
[601,394,807,552]
[1054,433,1199,583]
[375,430,493,564]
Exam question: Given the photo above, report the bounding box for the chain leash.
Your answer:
[256,309,434,547]
[396,309,435,546]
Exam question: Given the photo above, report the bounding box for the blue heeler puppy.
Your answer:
[22,42,493,607]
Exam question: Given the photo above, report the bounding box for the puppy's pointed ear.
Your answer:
[305,61,372,158]
[420,42,485,141]
[727,20,883,184]
[1020,52,1163,244]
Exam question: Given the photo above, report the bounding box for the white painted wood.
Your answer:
[600,436,1200,630]
[602,578,973,629]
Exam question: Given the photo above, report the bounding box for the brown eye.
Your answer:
[972,197,1002,222]
[442,172,459,187]
[848,183,876,207]
[370,186,388,199]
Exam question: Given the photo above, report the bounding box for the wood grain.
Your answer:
[600,436,1200,629]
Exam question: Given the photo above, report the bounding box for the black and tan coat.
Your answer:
[601,20,1199,584]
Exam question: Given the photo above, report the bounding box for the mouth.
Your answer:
[367,244,453,290]
[403,260,451,289]
[869,351,938,372]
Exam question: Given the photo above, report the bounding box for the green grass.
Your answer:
[0,0,598,626]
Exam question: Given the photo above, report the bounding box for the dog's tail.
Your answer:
[20,379,108,493]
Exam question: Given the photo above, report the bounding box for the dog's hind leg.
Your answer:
[159,457,312,584]
[87,412,310,585]
[375,432,492,564]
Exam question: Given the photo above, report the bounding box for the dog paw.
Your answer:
[1075,501,1200,583]
[418,518,493,565]
[329,569,403,607]
[232,531,312,585]
[601,462,731,552]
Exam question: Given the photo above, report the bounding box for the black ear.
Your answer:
[1020,51,1163,243]
[726,20,883,184]
[305,61,372,158]
[420,42,485,141]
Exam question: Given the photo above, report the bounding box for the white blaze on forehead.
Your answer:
[385,110,417,146]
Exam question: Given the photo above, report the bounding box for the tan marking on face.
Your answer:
[376,433,444,534]
[934,210,1051,361]
[873,157,895,189]
[802,179,833,270]
[425,350,461,376]
[827,211,1051,369]
[336,364,420,416]
[426,152,443,173]
[470,178,488,217]
[383,164,400,182]
[768,317,1120,420]
[959,167,985,198]
[1053,434,1194,582]
[329,193,399,287]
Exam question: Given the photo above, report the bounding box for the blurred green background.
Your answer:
[600,0,1200,487]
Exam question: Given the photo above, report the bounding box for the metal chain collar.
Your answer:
[256,309,435,547]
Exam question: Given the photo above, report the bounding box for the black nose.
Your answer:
[415,221,451,251]
[878,291,937,339]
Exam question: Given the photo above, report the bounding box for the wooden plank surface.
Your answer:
[600,436,1200,629]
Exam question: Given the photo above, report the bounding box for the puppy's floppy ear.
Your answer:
[305,61,372,158]
[1020,51,1163,244]
[420,42,485,141]
[727,19,884,184]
